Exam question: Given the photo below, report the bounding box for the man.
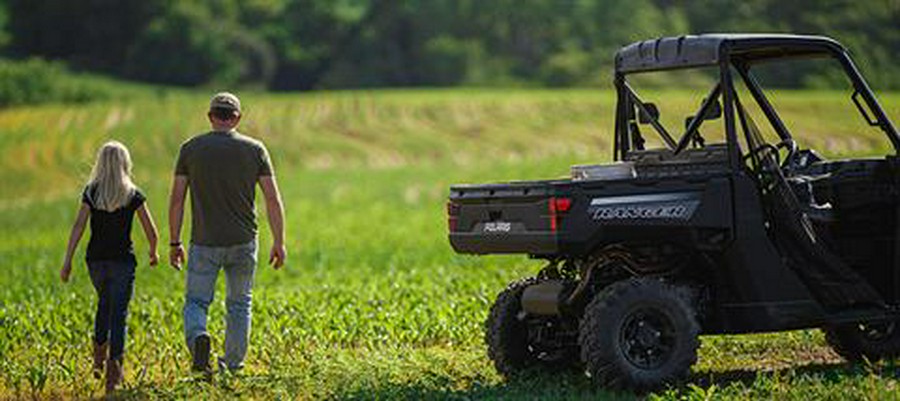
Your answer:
[168,92,286,374]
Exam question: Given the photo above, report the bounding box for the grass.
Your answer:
[0,88,899,399]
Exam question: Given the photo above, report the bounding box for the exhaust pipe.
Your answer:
[520,280,566,315]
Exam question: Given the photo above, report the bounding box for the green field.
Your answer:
[1,89,899,400]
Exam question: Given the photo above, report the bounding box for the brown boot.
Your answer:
[105,358,123,394]
[92,342,108,379]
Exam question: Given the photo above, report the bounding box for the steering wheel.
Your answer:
[745,139,799,172]
[745,143,780,167]
[744,142,784,192]
[775,138,798,171]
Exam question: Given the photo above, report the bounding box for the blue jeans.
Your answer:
[87,259,136,361]
[183,240,257,369]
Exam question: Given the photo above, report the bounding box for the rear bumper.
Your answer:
[449,232,558,255]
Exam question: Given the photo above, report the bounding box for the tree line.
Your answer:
[1,0,897,91]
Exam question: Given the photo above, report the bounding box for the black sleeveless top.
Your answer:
[82,185,146,264]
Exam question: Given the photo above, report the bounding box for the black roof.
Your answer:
[615,34,845,73]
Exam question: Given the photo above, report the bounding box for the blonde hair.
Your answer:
[86,141,136,211]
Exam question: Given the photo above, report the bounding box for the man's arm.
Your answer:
[168,175,188,270]
[259,175,286,269]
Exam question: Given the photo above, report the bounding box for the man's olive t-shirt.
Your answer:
[175,130,273,246]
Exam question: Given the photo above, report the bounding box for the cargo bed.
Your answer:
[447,180,568,255]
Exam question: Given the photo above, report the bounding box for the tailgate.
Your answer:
[447,181,563,255]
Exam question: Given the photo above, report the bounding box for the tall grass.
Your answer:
[0,89,898,399]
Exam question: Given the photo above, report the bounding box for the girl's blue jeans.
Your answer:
[88,259,136,361]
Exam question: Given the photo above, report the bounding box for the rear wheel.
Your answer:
[825,320,900,362]
[579,278,699,390]
[485,278,580,377]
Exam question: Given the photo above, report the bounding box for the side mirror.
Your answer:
[638,103,659,124]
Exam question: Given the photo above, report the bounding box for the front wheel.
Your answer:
[824,320,900,362]
[579,278,699,390]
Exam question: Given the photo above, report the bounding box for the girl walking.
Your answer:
[60,141,159,393]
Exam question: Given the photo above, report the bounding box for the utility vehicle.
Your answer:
[446,34,900,390]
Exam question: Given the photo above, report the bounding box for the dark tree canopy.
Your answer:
[1,0,897,90]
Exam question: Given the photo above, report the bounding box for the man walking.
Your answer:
[168,92,286,374]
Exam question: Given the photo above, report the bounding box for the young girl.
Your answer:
[60,141,158,393]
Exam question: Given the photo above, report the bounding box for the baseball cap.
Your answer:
[210,92,241,113]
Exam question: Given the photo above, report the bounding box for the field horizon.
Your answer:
[2,88,899,400]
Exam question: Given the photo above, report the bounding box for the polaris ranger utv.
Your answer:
[447,34,900,390]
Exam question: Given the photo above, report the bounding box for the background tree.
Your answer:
[6,0,162,73]
[1,0,897,90]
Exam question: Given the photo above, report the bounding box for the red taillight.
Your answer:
[549,197,572,232]
[554,197,572,213]
[447,201,459,232]
[447,201,460,216]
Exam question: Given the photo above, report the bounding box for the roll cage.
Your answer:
[612,34,900,168]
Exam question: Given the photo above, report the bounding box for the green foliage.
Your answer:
[124,4,242,86]
[0,0,9,50]
[540,48,593,87]
[3,0,897,90]
[0,58,112,106]
[5,0,162,71]
[420,36,477,86]
[673,0,900,89]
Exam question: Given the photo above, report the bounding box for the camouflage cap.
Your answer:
[210,92,241,113]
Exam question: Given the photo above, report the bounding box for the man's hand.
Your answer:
[259,176,286,270]
[170,244,185,270]
[60,262,72,283]
[269,243,286,269]
[168,175,188,271]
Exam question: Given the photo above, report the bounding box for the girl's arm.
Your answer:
[61,203,91,282]
[136,204,159,267]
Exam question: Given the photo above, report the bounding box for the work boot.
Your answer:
[105,358,123,393]
[191,333,212,374]
[92,342,108,379]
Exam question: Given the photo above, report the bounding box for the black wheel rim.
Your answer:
[619,307,677,370]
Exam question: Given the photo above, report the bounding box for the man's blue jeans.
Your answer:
[183,240,257,370]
